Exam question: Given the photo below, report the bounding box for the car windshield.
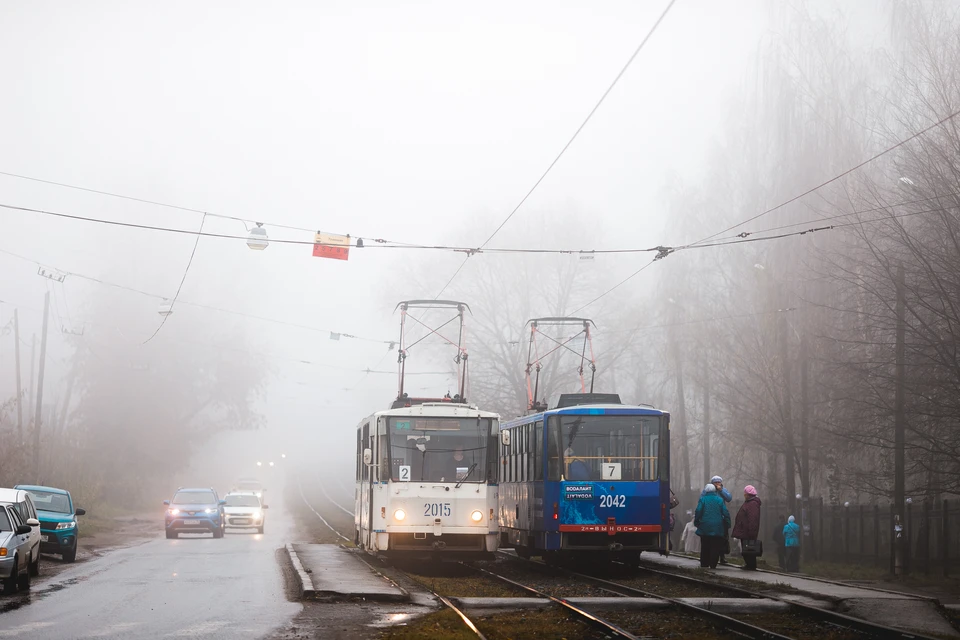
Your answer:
[225,495,260,507]
[26,490,72,514]
[0,509,11,532]
[237,482,261,491]
[173,491,216,505]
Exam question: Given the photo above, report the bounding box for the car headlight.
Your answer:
[56,521,77,530]
[470,510,484,523]
[251,510,262,518]
[204,508,217,514]
[393,509,406,521]
[168,508,180,516]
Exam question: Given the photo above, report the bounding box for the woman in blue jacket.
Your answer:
[783,515,801,572]
[694,483,731,568]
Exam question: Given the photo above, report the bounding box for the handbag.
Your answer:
[741,539,763,557]
[723,537,731,554]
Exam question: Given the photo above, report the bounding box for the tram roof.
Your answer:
[358,402,500,425]
[501,403,668,428]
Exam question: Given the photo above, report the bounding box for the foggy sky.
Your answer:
[0,1,805,473]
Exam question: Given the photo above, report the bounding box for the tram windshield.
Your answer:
[388,417,494,483]
[547,414,661,481]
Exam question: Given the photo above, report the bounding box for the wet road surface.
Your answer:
[0,500,301,639]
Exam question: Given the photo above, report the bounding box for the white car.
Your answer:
[0,503,37,594]
[222,493,267,534]
[0,488,41,578]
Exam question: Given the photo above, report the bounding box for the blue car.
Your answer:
[164,488,225,539]
[14,485,86,563]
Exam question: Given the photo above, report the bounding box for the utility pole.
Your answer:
[800,332,811,560]
[703,369,711,484]
[28,333,36,429]
[14,309,23,444]
[33,292,50,483]
[894,263,907,575]
[779,313,797,515]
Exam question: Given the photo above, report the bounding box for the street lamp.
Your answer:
[247,223,269,250]
[256,461,262,467]
[269,461,274,467]
[281,454,286,459]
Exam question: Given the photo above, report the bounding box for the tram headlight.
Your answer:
[470,510,484,523]
[394,509,406,521]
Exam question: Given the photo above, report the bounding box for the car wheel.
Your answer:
[62,545,78,563]
[17,565,30,591]
[29,549,40,576]
[2,557,19,594]
[165,530,177,540]
[212,527,222,539]
[257,525,264,534]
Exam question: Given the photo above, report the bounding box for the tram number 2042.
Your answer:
[424,503,452,517]
[599,494,627,508]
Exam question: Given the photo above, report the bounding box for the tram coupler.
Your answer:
[608,542,624,552]
[432,540,447,550]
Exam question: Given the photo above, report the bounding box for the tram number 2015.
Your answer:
[599,494,627,508]
[424,503,452,517]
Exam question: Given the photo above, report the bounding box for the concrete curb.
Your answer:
[286,543,316,599]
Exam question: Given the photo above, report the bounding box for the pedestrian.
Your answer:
[772,515,786,570]
[694,483,731,569]
[702,475,733,564]
[784,514,801,572]
[732,485,762,570]
[680,511,701,554]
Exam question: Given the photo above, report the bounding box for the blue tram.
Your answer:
[498,393,670,561]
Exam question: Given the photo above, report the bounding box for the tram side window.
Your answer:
[547,419,562,481]
[535,421,543,481]
[361,422,370,481]
[356,429,362,481]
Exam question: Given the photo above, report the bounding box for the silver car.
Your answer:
[0,504,37,594]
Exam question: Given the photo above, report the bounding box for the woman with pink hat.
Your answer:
[732,485,762,570]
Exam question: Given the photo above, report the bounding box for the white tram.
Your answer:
[354,399,500,560]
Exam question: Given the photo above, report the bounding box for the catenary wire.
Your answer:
[689,106,960,246]
[141,213,206,343]
[433,0,677,298]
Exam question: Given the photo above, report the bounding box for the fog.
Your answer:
[1,0,958,522]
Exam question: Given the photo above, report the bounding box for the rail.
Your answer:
[296,474,486,639]
[499,552,791,640]
[634,560,941,640]
[469,564,641,640]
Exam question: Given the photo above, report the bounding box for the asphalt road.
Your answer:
[0,499,300,639]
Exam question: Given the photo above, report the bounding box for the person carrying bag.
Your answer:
[732,485,762,570]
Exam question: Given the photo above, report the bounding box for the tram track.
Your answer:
[628,560,942,640]
[496,552,794,639]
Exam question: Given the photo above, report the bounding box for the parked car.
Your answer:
[0,488,41,576]
[163,488,225,539]
[222,492,268,534]
[15,485,86,563]
[0,503,36,593]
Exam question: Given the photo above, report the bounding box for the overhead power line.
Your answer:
[0,246,396,345]
[433,0,677,298]
[690,106,960,246]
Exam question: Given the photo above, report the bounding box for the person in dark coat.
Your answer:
[732,485,762,570]
[694,483,731,568]
[772,515,786,569]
